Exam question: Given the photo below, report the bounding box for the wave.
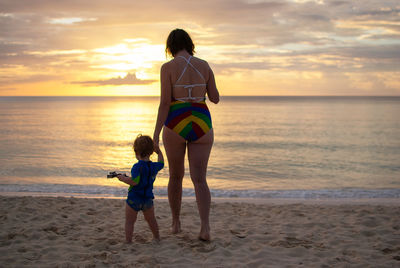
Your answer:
[1,183,399,199]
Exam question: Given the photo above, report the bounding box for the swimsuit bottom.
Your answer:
[164,100,212,142]
[126,195,154,212]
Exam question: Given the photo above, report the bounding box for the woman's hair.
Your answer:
[166,28,195,57]
[133,134,154,158]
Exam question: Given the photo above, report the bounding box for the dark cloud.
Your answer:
[211,41,400,76]
[1,0,399,50]
[334,45,400,60]
[72,73,156,86]
[0,41,28,55]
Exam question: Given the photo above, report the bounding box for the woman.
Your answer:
[153,28,219,241]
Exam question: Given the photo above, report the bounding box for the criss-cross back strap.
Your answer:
[174,56,206,86]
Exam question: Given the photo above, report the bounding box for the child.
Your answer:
[117,134,164,243]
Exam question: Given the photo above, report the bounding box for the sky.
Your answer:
[0,0,399,96]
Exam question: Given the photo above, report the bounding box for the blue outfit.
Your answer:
[126,160,164,211]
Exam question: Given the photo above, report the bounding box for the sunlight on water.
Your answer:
[1,96,400,198]
[94,99,159,171]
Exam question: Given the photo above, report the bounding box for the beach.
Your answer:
[1,196,399,267]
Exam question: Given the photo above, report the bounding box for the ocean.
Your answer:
[0,96,399,200]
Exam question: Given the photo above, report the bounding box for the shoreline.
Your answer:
[1,191,400,205]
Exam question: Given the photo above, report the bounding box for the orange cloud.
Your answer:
[72,73,156,86]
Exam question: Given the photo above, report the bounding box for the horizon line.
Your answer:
[1,95,400,98]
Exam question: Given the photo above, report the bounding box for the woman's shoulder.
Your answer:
[160,60,175,76]
[190,57,211,74]
[161,59,174,69]
[161,56,210,71]
[192,56,209,65]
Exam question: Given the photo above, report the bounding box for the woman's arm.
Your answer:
[206,64,220,104]
[153,63,172,148]
[157,148,164,163]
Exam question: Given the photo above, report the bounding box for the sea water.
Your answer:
[0,96,399,199]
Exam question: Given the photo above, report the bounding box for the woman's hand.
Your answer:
[153,136,160,154]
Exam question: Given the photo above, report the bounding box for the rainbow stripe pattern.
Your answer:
[165,101,212,142]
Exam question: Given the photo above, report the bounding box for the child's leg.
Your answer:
[143,206,160,240]
[125,203,138,243]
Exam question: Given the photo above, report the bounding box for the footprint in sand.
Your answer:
[133,234,147,243]
[270,236,325,250]
[230,229,247,238]
[194,243,217,253]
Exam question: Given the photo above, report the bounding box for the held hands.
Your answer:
[153,138,164,163]
[153,137,161,154]
[154,145,161,154]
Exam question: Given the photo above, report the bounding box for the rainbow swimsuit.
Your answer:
[165,100,212,142]
[164,55,213,142]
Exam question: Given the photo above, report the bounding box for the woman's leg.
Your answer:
[125,204,138,243]
[162,127,186,233]
[187,129,214,241]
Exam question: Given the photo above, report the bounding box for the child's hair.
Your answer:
[133,134,154,158]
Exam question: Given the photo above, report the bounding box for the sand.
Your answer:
[0,196,399,267]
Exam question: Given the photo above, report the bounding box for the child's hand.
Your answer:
[117,173,127,181]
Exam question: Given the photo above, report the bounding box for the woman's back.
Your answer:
[169,55,210,102]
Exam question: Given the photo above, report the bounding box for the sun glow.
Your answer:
[92,42,165,71]
[48,17,97,25]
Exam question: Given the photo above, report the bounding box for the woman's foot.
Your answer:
[171,219,181,234]
[198,225,210,241]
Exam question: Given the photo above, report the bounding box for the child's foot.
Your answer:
[171,220,181,234]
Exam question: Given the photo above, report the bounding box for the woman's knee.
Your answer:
[189,164,207,183]
[169,169,184,181]
[191,176,208,187]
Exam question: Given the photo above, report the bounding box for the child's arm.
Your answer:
[117,174,138,186]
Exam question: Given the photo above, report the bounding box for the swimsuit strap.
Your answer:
[174,56,191,85]
[174,86,206,102]
[174,56,206,85]
[174,56,207,102]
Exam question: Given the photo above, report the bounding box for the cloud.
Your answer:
[0,74,61,85]
[72,73,156,86]
[47,17,97,25]
[1,1,399,51]
[0,0,399,95]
